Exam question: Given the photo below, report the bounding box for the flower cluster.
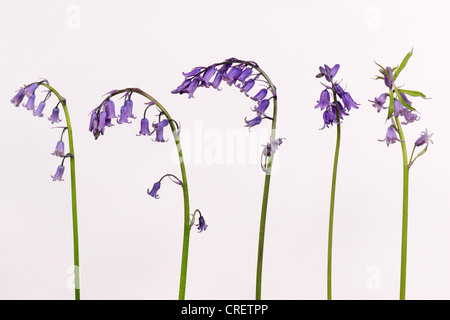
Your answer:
[314,64,359,129]
[370,51,432,153]
[88,90,175,142]
[11,81,71,181]
[11,80,62,124]
[172,58,276,129]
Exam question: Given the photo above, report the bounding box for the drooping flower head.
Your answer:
[314,64,359,129]
[90,89,175,143]
[11,80,72,182]
[172,58,276,129]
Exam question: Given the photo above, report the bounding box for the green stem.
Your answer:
[395,116,409,300]
[327,86,341,300]
[102,88,190,300]
[251,64,278,301]
[41,82,80,300]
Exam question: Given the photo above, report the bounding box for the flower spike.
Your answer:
[370,50,431,300]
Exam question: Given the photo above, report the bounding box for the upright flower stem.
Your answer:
[395,116,409,300]
[327,86,341,300]
[102,88,190,300]
[40,83,80,300]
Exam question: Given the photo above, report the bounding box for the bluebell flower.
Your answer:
[252,99,270,116]
[196,216,208,233]
[314,89,330,110]
[251,88,268,101]
[201,66,217,85]
[33,101,46,117]
[182,67,203,78]
[48,107,62,124]
[244,115,262,128]
[401,110,420,125]
[23,94,36,111]
[238,67,253,82]
[171,78,192,95]
[316,64,340,82]
[378,126,403,146]
[147,174,183,199]
[147,181,161,199]
[341,91,359,111]
[223,65,243,86]
[211,72,223,90]
[51,165,65,181]
[24,83,39,97]
[105,100,117,120]
[320,106,338,130]
[414,129,433,147]
[124,98,136,119]
[381,67,394,89]
[369,93,388,112]
[137,118,151,136]
[261,137,285,172]
[117,104,131,124]
[393,99,406,117]
[52,140,65,157]
[97,111,108,135]
[151,119,169,142]
[11,88,26,107]
[240,78,256,95]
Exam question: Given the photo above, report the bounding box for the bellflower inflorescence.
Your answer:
[172,58,276,129]
[314,64,359,129]
[11,81,72,181]
[371,50,432,161]
[89,89,178,143]
[371,50,432,300]
[173,58,284,172]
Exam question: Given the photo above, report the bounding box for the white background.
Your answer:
[1,0,449,300]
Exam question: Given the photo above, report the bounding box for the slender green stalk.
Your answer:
[102,88,190,299]
[41,83,80,300]
[395,116,409,300]
[251,65,278,301]
[327,86,341,300]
